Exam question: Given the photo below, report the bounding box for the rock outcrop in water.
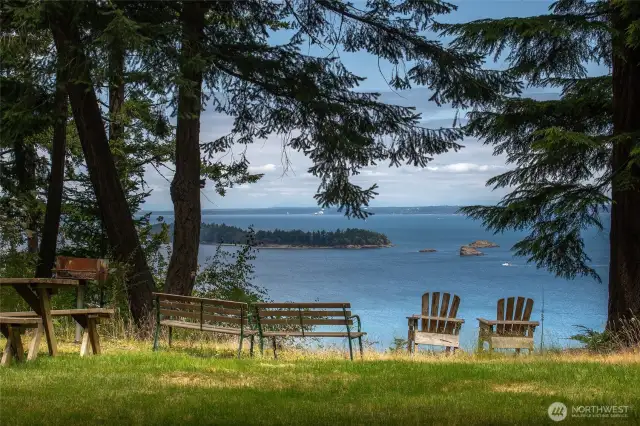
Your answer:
[460,245,484,256]
[468,240,499,248]
[419,249,437,253]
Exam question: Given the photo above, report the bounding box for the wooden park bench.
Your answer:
[253,302,366,360]
[152,293,256,358]
[0,317,42,366]
[477,296,539,353]
[407,292,464,353]
[1,308,114,356]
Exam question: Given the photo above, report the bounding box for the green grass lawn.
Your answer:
[1,345,639,425]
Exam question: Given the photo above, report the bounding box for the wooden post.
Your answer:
[80,331,91,357]
[87,317,101,355]
[27,324,43,360]
[75,280,86,343]
[36,287,57,356]
[1,335,13,366]
[12,330,24,362]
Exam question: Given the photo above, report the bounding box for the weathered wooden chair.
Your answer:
[477,296,539,353]
[407,292,464,353]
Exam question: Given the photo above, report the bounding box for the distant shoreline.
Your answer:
[204,243,394,249]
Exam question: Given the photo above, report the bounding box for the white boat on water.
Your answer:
[502,262,512,267]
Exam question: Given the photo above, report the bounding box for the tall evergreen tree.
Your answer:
[438,0,640,334]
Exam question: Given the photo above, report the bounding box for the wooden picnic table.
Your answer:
[0,278,79,356]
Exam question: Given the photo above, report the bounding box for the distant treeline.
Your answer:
[153,223,392,247]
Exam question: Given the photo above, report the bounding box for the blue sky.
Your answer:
[143,1,607,210]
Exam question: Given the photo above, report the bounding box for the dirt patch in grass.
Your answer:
[492,382,557,396]
[160,372,257,389]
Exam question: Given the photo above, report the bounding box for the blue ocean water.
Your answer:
[152,208,609,351]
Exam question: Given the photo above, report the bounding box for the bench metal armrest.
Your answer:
[348,314,362,333]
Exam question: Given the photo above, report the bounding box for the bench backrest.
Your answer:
[496,296,534,336]
[421,292,461,334]
[254,302,353,332]
[153,293,249,329]
[54,256,108,281]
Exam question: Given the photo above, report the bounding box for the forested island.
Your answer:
[153,223,392,249]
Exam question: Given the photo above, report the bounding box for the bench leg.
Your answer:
[249,336,254,357]
[27,324,43,361]
[347,337,354,361]
[272,337,277,360]
[2,334,13,366]
[168,326,173,348]
[358,336,363,359]
[259,337,264,356]
[237,334,243,359]
[153,322,160,352]
[80,331,91,357]
[12,330,25,362]
[87,318,101,355]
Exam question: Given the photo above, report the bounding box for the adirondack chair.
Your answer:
[477,296,539,353]
[407,292,464,353]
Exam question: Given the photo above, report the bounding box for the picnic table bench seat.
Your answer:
[253,302,366,360]
[0,316,43,365]
[152,293,256,358]
[1,308,115,356]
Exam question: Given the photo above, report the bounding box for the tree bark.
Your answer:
[164,2,207,295]
[48,5,155,325]
[608,2,640,334]
[36,66,67,278]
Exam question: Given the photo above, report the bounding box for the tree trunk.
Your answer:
[164,2,207,295]
[48,5,155,326]
[608,3,640,335]
[109,42,125,161]
[36,66,67,278]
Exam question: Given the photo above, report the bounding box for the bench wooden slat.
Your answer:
[254,302,351,309]
[159,309,247,325]
[1,309,114,318]
[159,319,256,336]
[153,292,246,308]
[159,301,243,316]
[0,317,42,325]
[257,310,351,318]
[258,318,353,326]
[261,331,366,338]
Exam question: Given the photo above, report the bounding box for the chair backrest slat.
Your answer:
[437,293,451,333]
[512,297,526,334]
[443,295,461,334]
[429,292,440,332]
[497,298,506,334]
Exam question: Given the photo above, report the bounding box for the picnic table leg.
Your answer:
[87,317,101,355]
[36,287,57,356]
[75,283,85,343]
[80,331,91,356]
[27,324,42,361]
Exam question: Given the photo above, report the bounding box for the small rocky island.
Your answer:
[154,222,392,249]
[419,249,437,253]
[468,240,499,248]
[460,246,484,256]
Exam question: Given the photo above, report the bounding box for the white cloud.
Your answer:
[429,163,504,173]
[248,163,277,173]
